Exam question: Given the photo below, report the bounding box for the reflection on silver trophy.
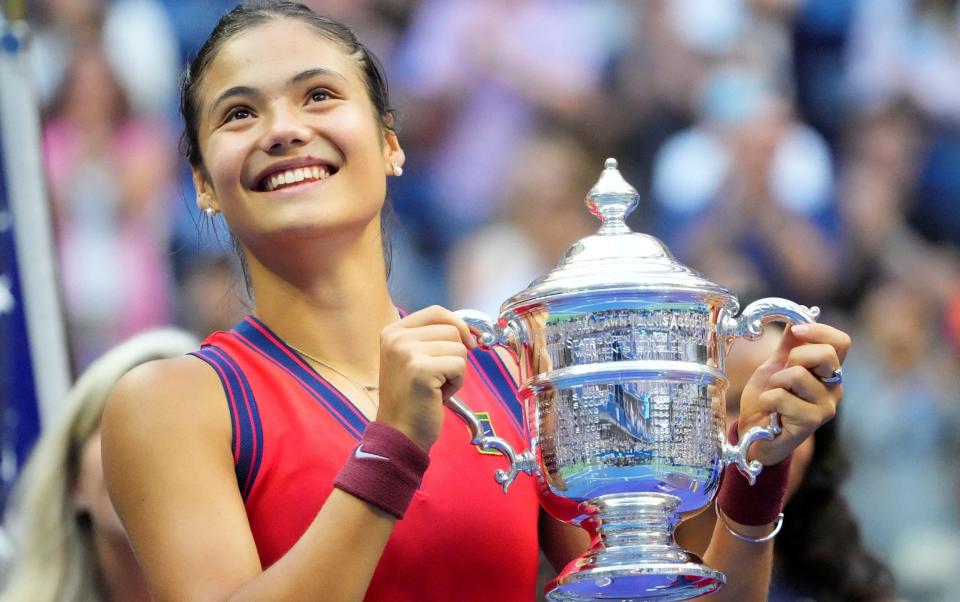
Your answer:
[447,159,820,601]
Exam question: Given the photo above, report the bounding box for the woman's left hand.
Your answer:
[737,323,851,466]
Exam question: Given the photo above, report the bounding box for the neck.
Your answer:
[93,529,151,602]
[247,223,397,381]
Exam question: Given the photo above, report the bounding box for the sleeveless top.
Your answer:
[191,316,541,601]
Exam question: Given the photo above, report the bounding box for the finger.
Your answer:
[755,386,836,428]
[413,340,470,359]
[784,343,841,382]
[767,324,800,366]
[746,387,828,465]
[767,365,831,408]
[788,323,852,363]
[401,306,476,349]
[398,324,469,346]
[428,356,468,396]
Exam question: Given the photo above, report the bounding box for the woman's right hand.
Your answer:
[376,306,477,451]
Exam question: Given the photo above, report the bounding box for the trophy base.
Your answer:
[545,493,724,601]
[546,560,724,601]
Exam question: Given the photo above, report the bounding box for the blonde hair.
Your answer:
[0,328,199,602]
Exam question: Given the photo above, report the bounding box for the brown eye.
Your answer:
[309,89,331,103]
[226,107,252,122]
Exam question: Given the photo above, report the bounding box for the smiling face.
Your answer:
[191,18,403,252]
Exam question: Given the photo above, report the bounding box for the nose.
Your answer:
[259,103,312,153]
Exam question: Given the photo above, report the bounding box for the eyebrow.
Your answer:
[208,67,349,121]
[292,67,348,85]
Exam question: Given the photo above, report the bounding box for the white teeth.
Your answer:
[262,165,333,191]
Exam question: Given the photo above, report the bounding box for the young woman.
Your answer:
[102,3,851,600]
[1,328,198,602]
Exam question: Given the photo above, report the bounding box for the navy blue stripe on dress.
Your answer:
[468,348,524,435]
[190,346,264,500]
[232,316,367,440]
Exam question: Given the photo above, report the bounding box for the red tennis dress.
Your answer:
[191,316,541,601]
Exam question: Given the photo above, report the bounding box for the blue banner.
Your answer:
[0,134,42,507]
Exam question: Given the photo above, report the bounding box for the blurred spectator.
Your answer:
[28,0,105,106]
[846,0,960,247]
[29,0,179,119]
[447,128,598,316]
[650,69,841,302]
[102,0,180,118]
[847,0,960,124]
[9,1,960,596]
[42,45,177,370]
[0,329,198,602]
[833,100,925,309]
[390,0,626,246]
[841,277,960,601]
[788,0,856,148]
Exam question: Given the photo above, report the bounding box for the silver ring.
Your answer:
[819,367,842,385]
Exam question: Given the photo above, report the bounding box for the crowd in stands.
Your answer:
[15,0,960,599]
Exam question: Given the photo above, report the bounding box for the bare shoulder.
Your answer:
[103,354,230,445]
[101,353,235,509]
[103,355,262,599]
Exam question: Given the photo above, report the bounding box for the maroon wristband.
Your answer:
[333,421,430,519]
[716,421,792,526]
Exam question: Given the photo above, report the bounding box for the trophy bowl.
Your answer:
[446,159,820,601]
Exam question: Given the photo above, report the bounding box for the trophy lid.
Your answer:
[501,158,737,313]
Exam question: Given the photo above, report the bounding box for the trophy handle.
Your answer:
[721,413,781,485]
[449,309,536,493]
[718,297,820,483]
[718,297,821,342]
[445,395,537,493]
[455,309,517,350]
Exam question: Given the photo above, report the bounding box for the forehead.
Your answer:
[199,18,361,106]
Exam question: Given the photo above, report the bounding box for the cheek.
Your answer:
[205,139,246,193]
[337,107,389,165]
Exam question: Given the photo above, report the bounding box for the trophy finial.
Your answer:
[586,157,639,234]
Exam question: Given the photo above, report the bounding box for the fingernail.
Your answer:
[791,324,809,336]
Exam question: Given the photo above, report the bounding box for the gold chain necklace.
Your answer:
[287,343,379,407]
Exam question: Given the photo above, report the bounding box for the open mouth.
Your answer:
[256,163,339,192]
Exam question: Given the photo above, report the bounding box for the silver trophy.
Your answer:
[446,159,819,601]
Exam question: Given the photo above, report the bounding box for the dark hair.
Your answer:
[179,1,397,284]
[773,418,896,601]
[180,1,395,167]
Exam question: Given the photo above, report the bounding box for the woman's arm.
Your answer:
[700,517,775,601]
[538,510,590,573]
[103,306,476,602]
[102,356,397,602]
[703,322,849,600]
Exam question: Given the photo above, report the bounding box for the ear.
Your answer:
[381,118,405,175]
[192,167,221,213]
